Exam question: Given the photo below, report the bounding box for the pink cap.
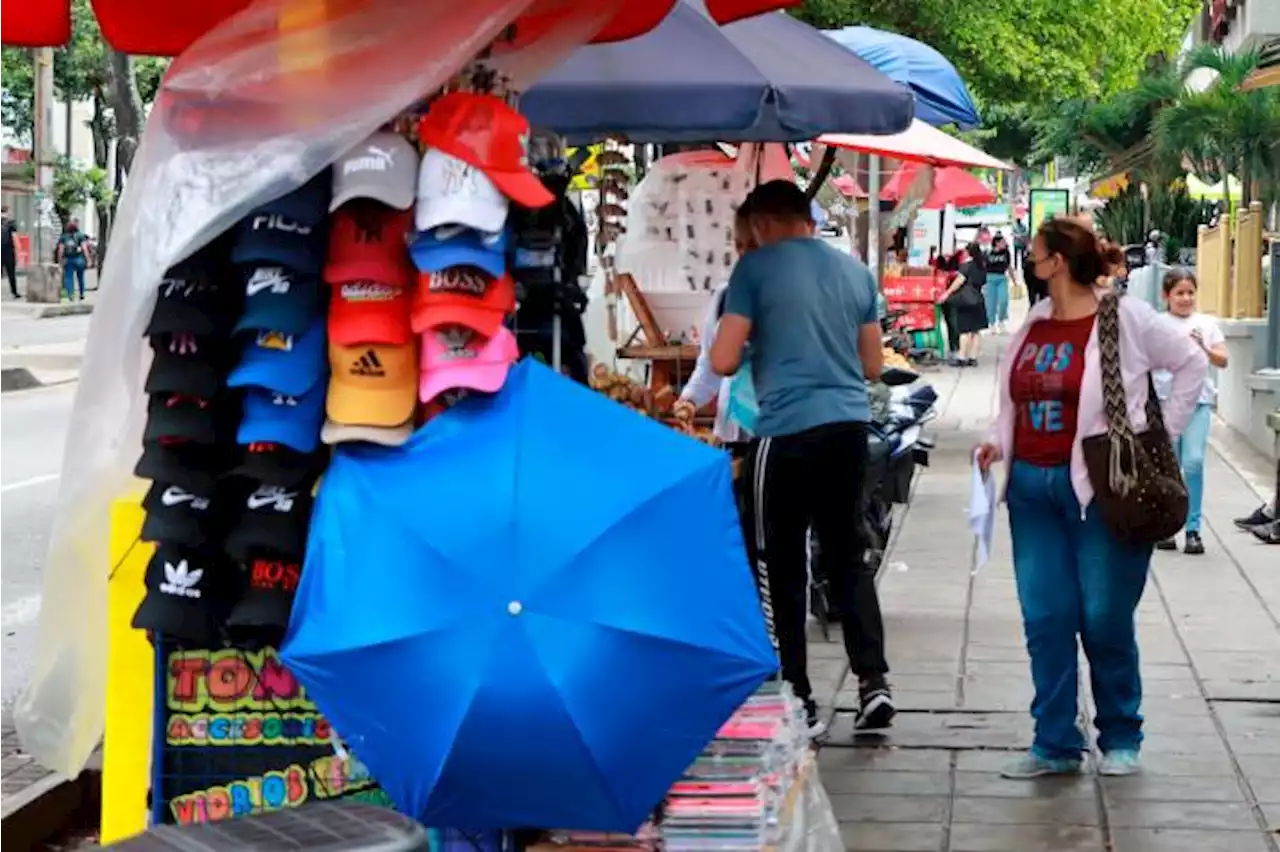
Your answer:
[418,325,519,402]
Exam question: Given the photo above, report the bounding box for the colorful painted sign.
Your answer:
[1028,189,1070,237]
[157,646,390,826]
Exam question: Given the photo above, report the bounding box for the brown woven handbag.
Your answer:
[1080,293,1189,544]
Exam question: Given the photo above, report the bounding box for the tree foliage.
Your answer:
[51,154,112,225]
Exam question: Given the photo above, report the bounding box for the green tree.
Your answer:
[51,155,112,226]
[1,48,36,142]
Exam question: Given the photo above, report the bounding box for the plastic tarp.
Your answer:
[819,120,1012,172]
[13,0,625,778]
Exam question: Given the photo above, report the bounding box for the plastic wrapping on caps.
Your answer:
[13,0,626,777]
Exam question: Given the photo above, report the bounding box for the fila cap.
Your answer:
[418,92,554,209]
[329,280,412,347]
[231,170,332,274]
[415,149,509,235]
[411,266,515,338]
[409,225,508,278]
[330,131,420,212]
[324,201,414,287]
[419,326,520,403]
[228,319,327,398]
[326,340,418,428]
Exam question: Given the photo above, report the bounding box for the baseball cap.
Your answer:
[131,545,238,645]
[228,319,327,398]
[418,326,520,403]
[324,202,414,287]
[231,170,332,274]
[226,483,315,562]
[418,92,554,209]
[326,340,418,428]
[225,441,326,488]
[145,271,237,338]
[144,394,220,444]
[414,149,509,234]
[320,418,414,447]
[234,267,322,336]
[410,267,515,338]
[227,554,302,632]
[145,334,230,399]
[237,382,327,454]
[141,481,215,548]
[409,225,507,278]
[329,280,411,347]
[135,439,225,492]
[330,131,420,212]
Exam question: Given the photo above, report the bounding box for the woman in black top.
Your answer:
[937,243,988,366]
[985,234,1012,332]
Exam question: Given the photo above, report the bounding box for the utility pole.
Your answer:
[33,47,56,266]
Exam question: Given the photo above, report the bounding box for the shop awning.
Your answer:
[818,120,1011,171]
[1,0,801,54]
[881,163,996,209]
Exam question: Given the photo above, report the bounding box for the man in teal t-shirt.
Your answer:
[710,180,894,738]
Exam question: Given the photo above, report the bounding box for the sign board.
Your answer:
[1028,188,1070,236]
[155,644,390,826]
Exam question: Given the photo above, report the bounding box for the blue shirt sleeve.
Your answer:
[723,255,758,321]
[852,262,879,324]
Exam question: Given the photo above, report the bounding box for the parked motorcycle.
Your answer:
[808,366,937,637]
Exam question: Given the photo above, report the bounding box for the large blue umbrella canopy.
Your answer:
[282,359,777,831]
[824,26,980,129]
[523,1,914,143]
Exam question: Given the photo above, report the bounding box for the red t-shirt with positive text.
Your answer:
[1010,314,1096,467]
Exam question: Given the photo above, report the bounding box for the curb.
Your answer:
[0,769,101,850]
[0,367,79,393]
[1,302,94,320]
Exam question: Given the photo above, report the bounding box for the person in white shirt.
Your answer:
[1154,269,1229,555]
[674,204,759,441]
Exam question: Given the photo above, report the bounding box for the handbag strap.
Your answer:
[1094,293,1142,495]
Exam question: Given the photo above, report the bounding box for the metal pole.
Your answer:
[868,155,881,282]
[1267,239,1279,369]
[33,47,56,265]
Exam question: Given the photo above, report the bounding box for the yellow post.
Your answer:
[1196,224,1219,315]
[1233,201,1265,319]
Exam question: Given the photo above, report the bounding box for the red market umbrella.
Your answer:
[881,163,995,209]
[831,173,865,198]
[2,0,800,54]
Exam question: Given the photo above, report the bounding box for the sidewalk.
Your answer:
[812,341,1280,852]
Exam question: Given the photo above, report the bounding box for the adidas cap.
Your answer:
[132,544,238,645]
[419,326,520,403]
[326,340,418,428]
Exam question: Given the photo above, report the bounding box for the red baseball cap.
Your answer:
[329,280,412,346]
[324,201,414,287]
[418,92,554,210]
[411,266,515,338]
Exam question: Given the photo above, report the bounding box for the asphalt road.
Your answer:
[1,313,93,350]
[1,381,75,709]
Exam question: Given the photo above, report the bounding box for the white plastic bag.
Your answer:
[14,0,622,777]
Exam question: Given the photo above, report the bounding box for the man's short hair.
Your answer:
[743,180,812,223]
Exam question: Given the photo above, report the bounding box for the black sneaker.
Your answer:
[802,698,826,738]
[1183,532,1205,555]
[1155,538,1178,551]
[1251,520,1280,544]
[854,679,895,734]
[1234,504,1274,530]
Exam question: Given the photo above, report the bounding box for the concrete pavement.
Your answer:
[811,340,1280,852]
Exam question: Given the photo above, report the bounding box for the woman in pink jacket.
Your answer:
[975,219,1207,779]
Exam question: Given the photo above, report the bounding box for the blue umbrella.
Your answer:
[523,1,913,143]
[824,27,980,129]
[282,359,776,831]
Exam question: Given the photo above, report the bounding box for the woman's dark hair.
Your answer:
[1099,242,1125,275]
[964,241,986,270]
[1036,218,1105,286]
[1162,267,1198,294]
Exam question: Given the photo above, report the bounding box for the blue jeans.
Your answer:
[62,255,87,300]
[1176,403,1212,533]
[1007,461,1153,759]
[985,273,1009,324]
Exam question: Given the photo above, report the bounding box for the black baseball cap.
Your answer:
[141,481,215,548]
[234,267,323,336]
[131,544,240,645]
[225,483,314,561]
[144,240,240,338]
[225,441,326,488]
[231,171,332,275]
[145,334,233,399]
[143,394,220,445]
[135,439,226,493]
[228,552,302,634]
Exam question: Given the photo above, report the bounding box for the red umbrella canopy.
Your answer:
[881,163,995,209]
[2,0,799,54]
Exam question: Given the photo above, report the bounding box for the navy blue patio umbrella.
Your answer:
[823,27,980,129]
[522,1,914,143]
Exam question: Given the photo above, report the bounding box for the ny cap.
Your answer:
[414,149,509,235]
[145,334,230,399]
[411,266,515,338]
[234,266,322,336]
[228,319,327,398]
[417,92,554,209]
[328,280,412,347]
[324,202,414,287]
[330,131,420,212]
[326,340,418,428]
[237,382,327,455]
[419,325,519,403]
[144,394,221,445]
[409,225,507,278]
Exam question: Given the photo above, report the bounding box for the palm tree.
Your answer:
[1153,44,1280,206]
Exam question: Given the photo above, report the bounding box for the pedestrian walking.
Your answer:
[1012,218,1028,271]
[985,234,1012,332]
[937,242,988,366]
[974,218,1207,779]
[1234,461,1280,544]
[710,179,893,738]
[2,206,18,298]
[54,218,93,301]
[1153,269,1228,556]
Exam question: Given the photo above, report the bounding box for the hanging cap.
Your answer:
[330,131,420,212]
[415,149,510,235]
[326,341,419,428]
[411,267,515,338]
[418,326,519,403]
[324,202,414,287]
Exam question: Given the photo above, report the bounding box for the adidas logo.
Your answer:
[427,267,487,296]
[246,485,297,512]
[342,145,395,176]
[436,328,478,361]
[159,559,203,599]
[161,486,210,510]
[246,267,292,297]
[340,282,397,302]
[350,349,386,377]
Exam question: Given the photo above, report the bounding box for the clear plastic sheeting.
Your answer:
[776,760,845,852]
[14,0,621,777]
